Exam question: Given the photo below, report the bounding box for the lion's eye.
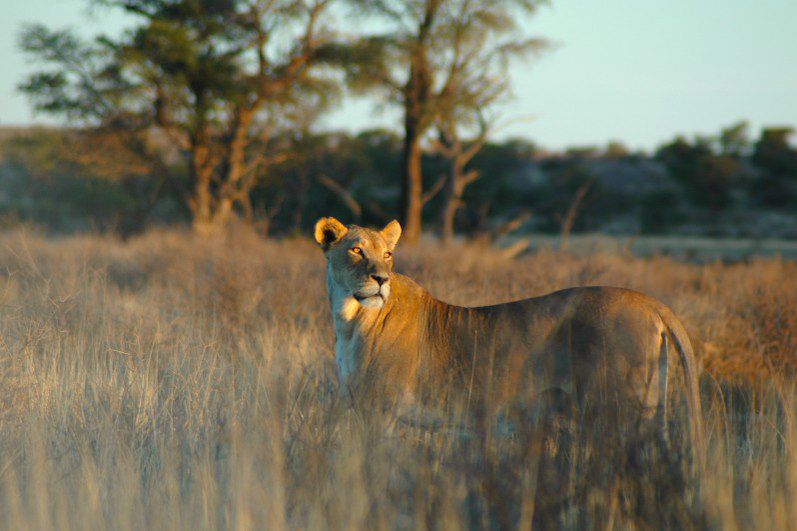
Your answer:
[384,251,392,260]
[350,247,362,255]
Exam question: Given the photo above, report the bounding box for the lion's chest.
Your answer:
[335,331,361,385]
[330,293,369,386]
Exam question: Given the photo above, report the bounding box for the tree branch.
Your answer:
[460,168,480,187]
[317,174,362,221]
[559,179,594,251]
[422,173,447,206]
[489,210,533,242]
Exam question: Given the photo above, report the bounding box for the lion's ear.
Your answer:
[314,217,348,251]
[381,220,402,250]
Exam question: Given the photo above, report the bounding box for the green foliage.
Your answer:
[18,0,347,229]
[640,189,686,234]
[12,2,797,239]
[534,157,599,232]
[750,127,797,208]
[345,0,548,126]
[339,0,548,240]
[0,129,184,234]
[258,129,404,228]
[458,139,538,229]
[720,120,750,156]
[3,133,126,231]
[3,121,797,238]
[18,24,119,121]
[654,126,797,215]
[656,136,741,212]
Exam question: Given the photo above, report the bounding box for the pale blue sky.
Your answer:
[1,0,795,151]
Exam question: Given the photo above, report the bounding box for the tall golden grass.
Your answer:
[0,226,795,529]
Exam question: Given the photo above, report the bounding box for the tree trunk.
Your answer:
[402,107,424,243]
[401,31,433,244]
[292,170,309,231]
[559,179,593,252]
[440,169,458,244]
[189,131,216,235]
[438,143,476,245]
[433,113,486,245]
[213,107,255,228]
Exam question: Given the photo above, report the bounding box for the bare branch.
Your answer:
[459,110,491,164]
[422,173,447,206]
[498,238,531,260]
[429,133,455,159]
[317,174,362,221]
[490,210,533,242]
[364,201,391,223]
[559,179,594,251]
[460,169,480,187]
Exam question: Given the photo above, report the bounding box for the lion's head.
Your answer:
[314,217,402,309]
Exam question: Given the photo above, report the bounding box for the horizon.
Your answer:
[1,0,796,151]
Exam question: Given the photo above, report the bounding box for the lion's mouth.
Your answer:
[353,293,384,302]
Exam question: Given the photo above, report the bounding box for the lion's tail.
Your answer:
[659,311,705,465]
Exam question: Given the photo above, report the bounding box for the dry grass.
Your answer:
[0,226,795,529]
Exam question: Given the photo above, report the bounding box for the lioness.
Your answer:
[314,217,702,445]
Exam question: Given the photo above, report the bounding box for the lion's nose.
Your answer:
[371,274,389,286]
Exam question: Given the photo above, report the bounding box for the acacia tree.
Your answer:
[433,113,488,243]
[430,2,546,243]
[347,0,545,243]
[20,0,340,234]
[751,127,797,208]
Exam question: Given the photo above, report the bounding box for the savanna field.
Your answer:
[0,227,796,529]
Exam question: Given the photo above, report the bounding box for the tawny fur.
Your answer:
[315,217,703,444]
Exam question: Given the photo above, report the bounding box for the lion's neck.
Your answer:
[327,269,368,385]
[326,268,434,389]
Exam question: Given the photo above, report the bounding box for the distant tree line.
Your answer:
[15,0,547,242]
[2,121,796,239]
[7,1,797,240]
